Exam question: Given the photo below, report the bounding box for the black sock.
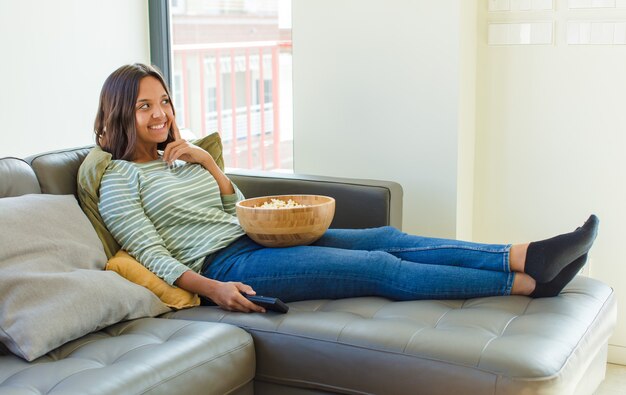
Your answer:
[530,253,588,298]
[524,215,598,283]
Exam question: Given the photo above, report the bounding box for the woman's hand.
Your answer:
[163,120,235,195]
[162,120,216,168]
[207,281,267,313]
[175,271,265,313]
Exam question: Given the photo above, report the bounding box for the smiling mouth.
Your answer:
[149,123,166,130]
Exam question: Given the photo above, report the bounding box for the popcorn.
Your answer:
[256,198,307,209]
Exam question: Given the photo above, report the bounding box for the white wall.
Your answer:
[475,2,626,363]
[292,0,465,238]
[0,0,150,158]
[456,1,478,241]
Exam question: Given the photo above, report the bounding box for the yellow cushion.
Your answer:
[106,250,200,309]
[77,132,225,259]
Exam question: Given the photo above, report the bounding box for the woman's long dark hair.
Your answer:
[94,63,175,160]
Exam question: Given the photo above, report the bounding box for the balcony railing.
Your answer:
[172,40,292,170]
[205,103,274,140]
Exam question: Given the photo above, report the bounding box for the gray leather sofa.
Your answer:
[0,146,617,395]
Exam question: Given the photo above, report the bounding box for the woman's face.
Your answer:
[134,76,174,150]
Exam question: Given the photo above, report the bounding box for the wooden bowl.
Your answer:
[236,195,335,247]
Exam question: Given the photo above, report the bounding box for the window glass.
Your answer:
[169,0,293,171]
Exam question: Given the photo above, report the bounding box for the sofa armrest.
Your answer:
[226,169,403,230]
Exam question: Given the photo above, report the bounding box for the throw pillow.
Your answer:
[76,132,225,259]
[76,146,119,258]
[106,250,200,309]
[0,194,170,361]
[194,131,225,170]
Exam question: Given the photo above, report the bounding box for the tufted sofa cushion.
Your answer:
[0,157,41,197]
[167,276,616,395]
[27,147,91,196]
[0,318,255,395]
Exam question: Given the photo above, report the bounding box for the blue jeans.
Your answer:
[202,226,514,302]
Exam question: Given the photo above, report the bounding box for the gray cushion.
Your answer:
[27,147,91,195]
[0,194,170,361]
[0,157,40,197]
[0,318,255,395]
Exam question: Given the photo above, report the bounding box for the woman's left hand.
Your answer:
[162,120,216,168]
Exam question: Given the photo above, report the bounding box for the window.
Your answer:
[172,73,185,127]
[206,86,217,114]
[170,0,185,14]
[151,0,293,171]
[255,79,273,105]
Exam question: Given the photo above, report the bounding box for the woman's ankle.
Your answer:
[509,243,529,273]
[511,272,535,295]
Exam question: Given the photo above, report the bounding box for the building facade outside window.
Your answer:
[167,0,293,171]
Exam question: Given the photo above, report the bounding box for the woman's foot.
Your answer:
[530,253,588,298]
[524,215,598,283]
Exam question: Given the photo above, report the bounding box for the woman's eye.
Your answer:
[162,99,171,105]
[138,104,149,110]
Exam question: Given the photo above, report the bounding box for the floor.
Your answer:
[596,364,626,395]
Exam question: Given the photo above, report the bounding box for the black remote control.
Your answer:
[242,294,289,313]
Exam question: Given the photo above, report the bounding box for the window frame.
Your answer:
[148,0,172,87]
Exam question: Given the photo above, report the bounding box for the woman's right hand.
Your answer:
[175,271,265,313]
[206,280,266,313]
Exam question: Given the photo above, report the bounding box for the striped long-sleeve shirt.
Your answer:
[99,158,245,285]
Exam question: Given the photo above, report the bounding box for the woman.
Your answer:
[94,63,598,313]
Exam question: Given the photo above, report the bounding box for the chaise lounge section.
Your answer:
[0,146,617,395]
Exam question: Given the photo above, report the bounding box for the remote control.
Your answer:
[242,294,289,313]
